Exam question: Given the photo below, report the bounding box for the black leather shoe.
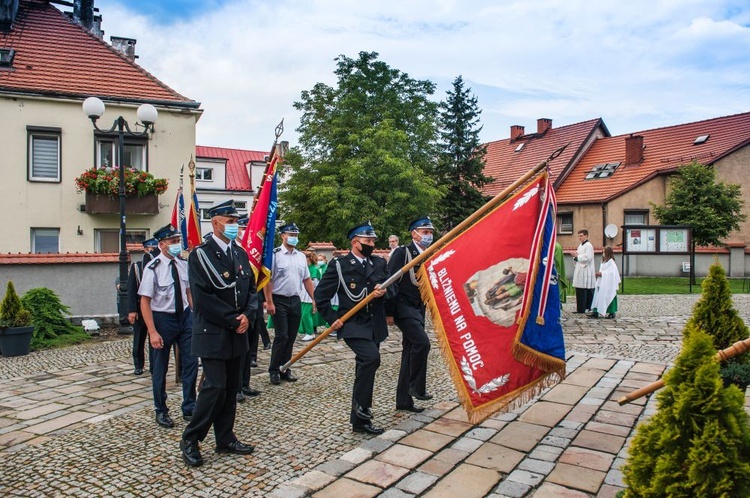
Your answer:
[216,440,255,455]
[250,361,258,368]
[133,368,143,375]
[242,387,261,397]
[156,412,174,428]
[236,392,245,403]
[352,423,385,435]
[180,439,203,467]
[353,403,373,420]
[280,370,298,382]
[263,343,271,350]
[397,404,425,413]
[409,389,433,401]
[269,373,281,385]
[183,412,193,422]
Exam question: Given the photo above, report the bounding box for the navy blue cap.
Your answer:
[348,221,378,240]
[207,199,240,218]
[142,237,158,248]
[409,216,434,232]
[153,224,180,241]
[279,222,300,234]
[237,216,249,228]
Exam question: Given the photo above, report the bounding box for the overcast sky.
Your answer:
[93,0,750,152]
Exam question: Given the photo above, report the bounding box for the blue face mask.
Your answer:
[168,243,182,257]
[418,234,433,248]
[287,236,299,247]
[223,223,239,241]
[317,261,325,267]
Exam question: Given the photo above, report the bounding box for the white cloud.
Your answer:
[95,0,750,149]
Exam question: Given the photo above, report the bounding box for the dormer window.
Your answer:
[514,143,525,152]
[0,48,15,68]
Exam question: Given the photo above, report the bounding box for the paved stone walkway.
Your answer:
[1,294,748,497]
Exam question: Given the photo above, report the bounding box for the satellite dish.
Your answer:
[604,224,618,239]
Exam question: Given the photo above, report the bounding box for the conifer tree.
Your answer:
[623,326,750,497]
[435,75,493,230]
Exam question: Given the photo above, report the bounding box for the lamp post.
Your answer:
[82,97,158,334]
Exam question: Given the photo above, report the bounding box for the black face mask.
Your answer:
[150,248,160,257]
[359,242,375,258]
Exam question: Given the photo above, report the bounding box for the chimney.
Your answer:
[110,36,138,62]
[73,0,95,32]
[0,0,19,32]
[537,118,552,135]
[625,134,644,165]
[509,125,525,144]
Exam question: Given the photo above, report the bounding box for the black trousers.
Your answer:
[131,317,152,371]
[395,316,430,407]
[248,306,270,363]
[268,294,301,375]
[183,355,242,447]
[344,337,381,425]
[575,287,595,313]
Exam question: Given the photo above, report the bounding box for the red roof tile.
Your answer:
[195,145,266,191]
[556,112,750,204]
[0,252,120,264]
[482,119,607,196]
[0,1,196,106]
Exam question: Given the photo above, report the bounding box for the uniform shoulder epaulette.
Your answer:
[273,247,282,253]
[371,254,386,262]
[146,258,161,270]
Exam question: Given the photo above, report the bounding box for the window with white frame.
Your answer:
[195,168,213,181]
[624,210,648,225]
[557,213,573,234]
[28,127,61,182]
[96,229,147,253]
[96,138,147,171]
[31,228,60,253]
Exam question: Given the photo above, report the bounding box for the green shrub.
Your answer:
[21,288,89,350]
[0,281,32,328]
[622,324,750,497]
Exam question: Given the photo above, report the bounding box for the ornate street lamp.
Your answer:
[82,97,158,334]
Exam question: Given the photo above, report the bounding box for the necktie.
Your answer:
[170,260,184,313]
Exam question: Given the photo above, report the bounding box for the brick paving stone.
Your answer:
[547,462,606,493]
[341,447,374,465]
[582,358,617,370]
[450,436,484,452]
[346,460,410,488]
[441,407,470,422]
[313,477,381,498]
[396,471,439,494]
[506,469,544,487]
[418,458,456,477]
[288,470,336,492]
[379,489,415,498]
[628,363,665,375]
[11,403,69,420]
[572,430,626,455]
[540,384,590,405]
[24,411,99,435]
[490,421,549,452]
[600,400,644,415]
[381,429,408,441]
[314,459,356,477]
[433,447,469,465]
[532,482,592,497]
[376,444,433,469]
[564,405,598,424]
[564,368,607,388]
[423,417,473,437]
[267,485,308,498]
[559,446,615,472]
[518,401,571,427]
[492,478,532,498]
[422,463,500,498]
[517,457,555,475]
[399,429,455,452]
[584,421,631,438]
[360,437,395,453]
[527,444,564,462]
[592,410,639,428]
[0,430,36,447]
[465,441,525,473]
[465,427,497,441]
[604,467,625,487]
[599,484,625,497]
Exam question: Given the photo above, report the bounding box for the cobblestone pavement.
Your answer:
[1,294,749,497]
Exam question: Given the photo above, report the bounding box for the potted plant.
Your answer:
[0,281,34,357]
[75,166,169,215]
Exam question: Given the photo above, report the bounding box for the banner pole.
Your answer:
[617,337,750,405]
[281,146,567,372]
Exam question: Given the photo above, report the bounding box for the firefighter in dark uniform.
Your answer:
[386,216,435,413]
[180,200,258,467]
[315,221,389,435]
[127,237,159,375]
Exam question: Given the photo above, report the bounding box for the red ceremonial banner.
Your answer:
[418,174,565,423]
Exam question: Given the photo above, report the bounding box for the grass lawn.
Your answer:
[614,276,750,295]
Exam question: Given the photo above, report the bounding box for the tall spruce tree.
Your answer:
[435,76,493,230]
[623,325,750,497]
[280,52,442,248]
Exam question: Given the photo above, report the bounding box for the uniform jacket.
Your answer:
[126,256,148,314]
[385,242,426,323]
[315,251,389,343]
[188,237,257,359]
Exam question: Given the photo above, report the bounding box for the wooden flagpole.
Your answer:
[617,337,750,405]
[281,145,568,372]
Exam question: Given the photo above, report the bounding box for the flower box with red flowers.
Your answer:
[75,167,168,215]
